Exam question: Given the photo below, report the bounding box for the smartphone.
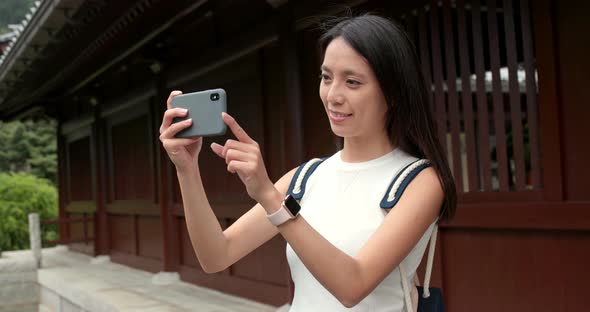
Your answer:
[170,88,227,138]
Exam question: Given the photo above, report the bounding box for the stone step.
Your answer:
[0,303,38,312]
[38,304,54,312]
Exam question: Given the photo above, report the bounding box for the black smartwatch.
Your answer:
[267,194,301,226]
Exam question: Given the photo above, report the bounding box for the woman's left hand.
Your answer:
[211,113,275,204]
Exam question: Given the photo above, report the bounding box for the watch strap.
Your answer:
[267,202,294,226]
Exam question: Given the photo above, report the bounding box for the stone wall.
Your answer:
[0,253,39,312]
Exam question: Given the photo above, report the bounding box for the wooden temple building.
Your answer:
[0,0,588,310]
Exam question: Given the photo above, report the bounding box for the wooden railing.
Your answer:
[40,215,94,246]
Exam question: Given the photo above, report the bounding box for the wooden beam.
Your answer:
[65,200,96,213]
[106,200,160,216]
[446,201,590,231]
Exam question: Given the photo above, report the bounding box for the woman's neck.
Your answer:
[340,133,395,163]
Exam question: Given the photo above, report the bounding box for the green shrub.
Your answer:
[0,172,58,251]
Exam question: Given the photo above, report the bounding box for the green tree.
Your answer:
[0,119,57,184]
[0,172,58,252]
[0,0,34,33]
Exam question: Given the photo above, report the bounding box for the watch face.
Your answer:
[284,195,301,216]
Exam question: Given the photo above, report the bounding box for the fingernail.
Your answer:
[182,109,188,113]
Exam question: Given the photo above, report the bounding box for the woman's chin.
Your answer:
[330,125,350,138]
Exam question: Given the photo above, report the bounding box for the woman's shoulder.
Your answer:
[289,152,340,176]
[281,152,339,196]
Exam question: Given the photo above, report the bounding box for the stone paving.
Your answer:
[1,246,290,312]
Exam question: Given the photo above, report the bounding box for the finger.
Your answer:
[166,90,183,110]
[162,137,200,154]
[222,139,257,158]
[222,112,254,143]
[225,149,255,165]
[160,108,188,134]
[160,118,193,139]
[227,160,249,174]
[210,143,224,158]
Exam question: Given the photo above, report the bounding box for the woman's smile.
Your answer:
[328,109,353,123]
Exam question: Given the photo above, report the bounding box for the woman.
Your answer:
[159,14,456,312]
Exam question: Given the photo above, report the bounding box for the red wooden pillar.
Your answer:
[93,107,109,255]
[57,123,69,243]
[532,0,563,202]
[155,77,179,272]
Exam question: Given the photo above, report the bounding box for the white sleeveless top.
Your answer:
[286,148,436,312]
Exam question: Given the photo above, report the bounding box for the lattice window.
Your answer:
[403,0,540,194]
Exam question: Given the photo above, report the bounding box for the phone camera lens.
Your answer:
[210,93,219,101]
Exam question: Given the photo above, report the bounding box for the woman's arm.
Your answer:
[159,91,295,273]
[177,165,297,273]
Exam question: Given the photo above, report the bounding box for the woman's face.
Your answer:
[319,37,389,141]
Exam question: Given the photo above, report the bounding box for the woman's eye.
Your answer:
[346,79,361,86]
[319,74,332,82]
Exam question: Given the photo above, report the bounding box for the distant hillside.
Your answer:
[0,0,34,34]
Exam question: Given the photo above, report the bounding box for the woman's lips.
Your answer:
[328,110,352,123]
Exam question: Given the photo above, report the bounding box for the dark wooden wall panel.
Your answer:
[68,137,92,201]
[67,212,94,255]
[109,214,135,254]
[442,229,589,312]
[554,0,590,201]
[87,217,94,240]
[111,115,153,200]
[179,217,200,268]
[299,29,337,159]
[171,169,181,204]
[259,42,286,179]
[68,214,85,241]
[231,235,288,286]
[137,216,163,260]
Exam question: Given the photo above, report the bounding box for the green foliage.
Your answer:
[0,172,58,252]
[0,0,34,33]
[0,118,57,184]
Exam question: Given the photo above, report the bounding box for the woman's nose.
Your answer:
[326,83,344,105]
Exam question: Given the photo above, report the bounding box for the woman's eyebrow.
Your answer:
[320,66,366,79]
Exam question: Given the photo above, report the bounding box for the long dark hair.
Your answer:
[319,14,456,221]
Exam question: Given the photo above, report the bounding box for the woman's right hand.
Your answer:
[159,90,203,172]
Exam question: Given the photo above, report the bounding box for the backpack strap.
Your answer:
[380,159,431,209]
[400,225,438,312]
[287,158,327,200]
[422,223,438,298]
[379,158,436,312]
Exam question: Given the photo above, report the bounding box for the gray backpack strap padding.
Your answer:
[287,157,327,200]
[380,159,431,209]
